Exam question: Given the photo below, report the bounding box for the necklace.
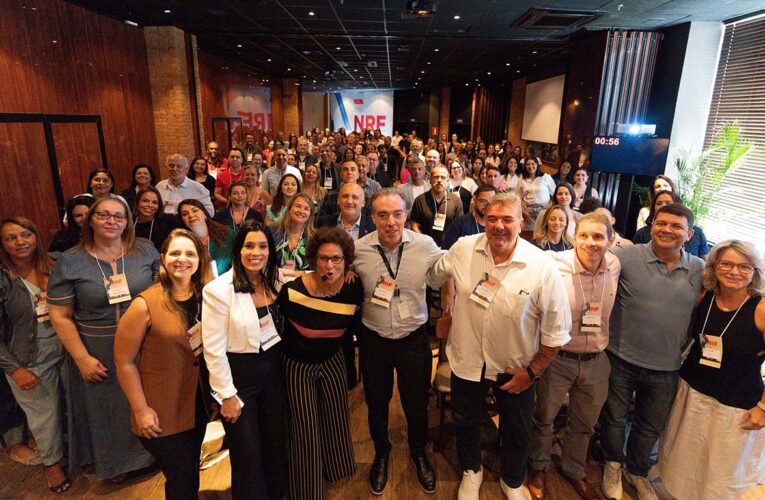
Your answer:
[311,274,343,298]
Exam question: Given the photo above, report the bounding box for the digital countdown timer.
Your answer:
[593,136,620,146]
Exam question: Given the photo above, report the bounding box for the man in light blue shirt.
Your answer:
[155,153,214,217]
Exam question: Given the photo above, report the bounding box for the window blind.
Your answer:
[701,14,765,253]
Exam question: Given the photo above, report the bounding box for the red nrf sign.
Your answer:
[353,99,364,105]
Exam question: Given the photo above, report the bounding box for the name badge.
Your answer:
[469,273,500,308]
[164,200,176,213]
[104,273,132,304]
[371,275,396,308]
[323,176,333,189]
[699,334,722,369]
[299,161,306,171]
[581,302,602,335]
[187,321,203,356]
[35,292,50,323]
[397,299,412,319]
[259,313,281,351]
[247,153,254,162]
[282,260,296,271]
[433,213,446,232]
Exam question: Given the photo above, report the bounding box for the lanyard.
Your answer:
[134,218,154,241]
[19,277,44,305]
[376,244,404,279]
[700,294,750,340]
[431,193,447,217]
[576,266,606,308]
[93,246,125,284]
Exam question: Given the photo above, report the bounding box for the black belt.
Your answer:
[558,350,600,361]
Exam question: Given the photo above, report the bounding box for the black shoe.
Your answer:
[369,453,390,496]
[410,451,437,494]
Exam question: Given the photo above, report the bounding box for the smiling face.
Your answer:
[715,248,755,294]
[1,223,37,262]
[373,194,407,249]
[134,167,152,187]
[167,156,190,183]
[574,169,588,185]
[546,208,567,238]
[162,236,199,282]
[242,168,258,186]
[484,202,522,253]
[281,176,299,198]
[179,204,207,228]
[653,192,675,212]
[506,158,518,174]
[525,160,538,177]
[289,196,312,227]
[574,220,610,268]
[555,186,572,206]
[338,183,364,221]
[650,211,693,254]
[240,230,269,275]
[304,165,319,185]
[137,191,160,220]
[90,172,113,196]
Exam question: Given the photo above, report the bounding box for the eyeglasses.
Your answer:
[317,255,344,264]
[717,260,755,274]
[93,211,127,222]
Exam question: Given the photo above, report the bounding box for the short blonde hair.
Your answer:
[703,240,764,296]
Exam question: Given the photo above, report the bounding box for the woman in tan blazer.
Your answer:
[114,229,214,500]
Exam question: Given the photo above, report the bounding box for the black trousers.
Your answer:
[451,372,536,488]
[223,348,287,500]
[139,388,207,500]
[358,324,432,456]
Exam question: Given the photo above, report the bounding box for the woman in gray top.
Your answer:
[48,197,159,481]
[0,217,69,493]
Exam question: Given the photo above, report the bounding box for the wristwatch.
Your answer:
[526,366,542,383]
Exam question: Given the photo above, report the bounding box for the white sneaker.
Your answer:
[457,468,483,500]
[602,461,623,500]
[499,478,531,500]
[624,471,660,500]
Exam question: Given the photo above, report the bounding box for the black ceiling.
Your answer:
[66,0,763,92]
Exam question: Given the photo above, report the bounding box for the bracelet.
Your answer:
[757,402,765,412]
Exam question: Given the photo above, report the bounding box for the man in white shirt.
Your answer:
[397,156,429,214]
[155,153,215,217]
[260,147,303,198]
[354,188,445,496]
[428,193,572,500]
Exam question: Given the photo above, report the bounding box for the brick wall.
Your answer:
[144,26,196,176]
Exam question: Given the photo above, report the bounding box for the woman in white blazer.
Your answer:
[201,220,287,500]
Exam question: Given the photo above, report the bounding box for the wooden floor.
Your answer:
[4,354,765,499]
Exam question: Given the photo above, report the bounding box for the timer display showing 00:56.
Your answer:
[594,136,620,146]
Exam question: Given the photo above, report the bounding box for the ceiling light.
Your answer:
[287,68,292,71]
[308,11,315,16]
[163,9,171,14]
[487,71,491,75]
[336,47,341,50]
[434,48,439,52]
[52,40,58,44]
[506,63,510,66]
[427,62,431,65]
[267,58,272,62]
[406,0,437,17]
[465,83,469,86]
[125,20,139,26]
[354,69,358,72]
[420,70,425,74]
[453,15,461,20]
[516,70,521,73]
[237,44,242,48]
[532,51,537,54]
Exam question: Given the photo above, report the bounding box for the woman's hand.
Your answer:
[10,367,39,391]
[741,406,765,431]
[134,407,162,439]
[75,355,108,383]
[344,270,358,284]
[221,396,242,423]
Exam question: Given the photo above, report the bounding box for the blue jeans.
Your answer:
[601,351,678,477]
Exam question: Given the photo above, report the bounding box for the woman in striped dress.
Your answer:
[276,227,363,499]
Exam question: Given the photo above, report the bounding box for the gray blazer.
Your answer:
[0,270,40,372]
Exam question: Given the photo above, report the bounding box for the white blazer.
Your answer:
[201,269,283,399]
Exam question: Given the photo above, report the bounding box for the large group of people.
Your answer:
[1,126,763,500]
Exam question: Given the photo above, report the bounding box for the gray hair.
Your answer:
[166,153,189,168]
[703,240,765,296]
[370,187,405,214]
[485,192,522,216]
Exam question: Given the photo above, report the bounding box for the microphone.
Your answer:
[320,274,329,281]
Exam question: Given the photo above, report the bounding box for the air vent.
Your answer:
[510,8,598,30]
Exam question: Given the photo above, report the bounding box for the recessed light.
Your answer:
[487,71,491,75]
[516,70,521,73]
[163,9,171,14]
[532,50,537,54]
[475,78,479,82]
[453,15,461,20]
[336,46,341,50]
[465,83,469,86]
[506,63,510,66]
[417,77,421,80]
[434,48,439,52]
[354,69,358,72]
[287,68,292,71]
[427,62,431,65]
[237,44,242,48]
[420,70,425,74]
[313,80,316,83]
[267,58,272,62]
[308,11,315,16]
[52,40,58,44]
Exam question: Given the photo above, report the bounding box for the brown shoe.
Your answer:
[564,475,601,500]
[527,468,546,500]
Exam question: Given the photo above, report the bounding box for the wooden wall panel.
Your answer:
[51,122,103,200]
[0,0,157,194]
[0,123,60,241]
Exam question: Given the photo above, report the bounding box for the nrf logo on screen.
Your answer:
[353,99,364,105]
